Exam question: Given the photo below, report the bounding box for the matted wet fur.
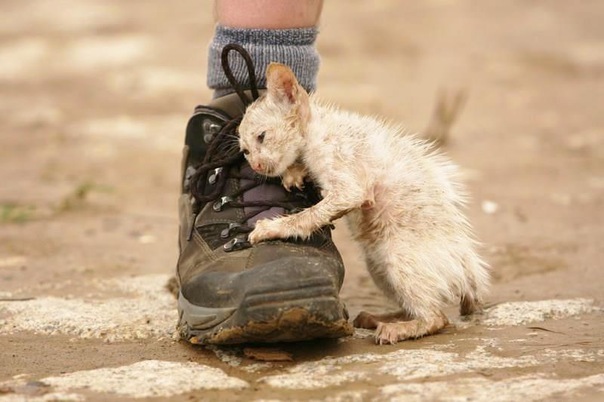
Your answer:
[238,63,490,344]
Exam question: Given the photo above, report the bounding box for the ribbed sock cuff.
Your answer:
[207,25,320,98]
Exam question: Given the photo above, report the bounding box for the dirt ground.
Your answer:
[0,0,603,401]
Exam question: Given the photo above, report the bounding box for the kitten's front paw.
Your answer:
[282,173,304,191]
[248,219,287,244]
[281,164,306,191]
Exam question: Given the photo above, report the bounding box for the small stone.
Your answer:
[138,234,156,244]
[481,200,499,214]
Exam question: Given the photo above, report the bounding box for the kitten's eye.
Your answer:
[257,131,266,144]
[242,149,250,155]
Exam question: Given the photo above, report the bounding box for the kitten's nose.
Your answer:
[252,162,263,172]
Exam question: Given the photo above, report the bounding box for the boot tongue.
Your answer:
[240,164,289,226]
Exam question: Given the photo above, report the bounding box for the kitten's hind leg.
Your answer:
[374,311,449,345]
[353,310,413,329]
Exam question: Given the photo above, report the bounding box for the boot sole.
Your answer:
[177,277,353,345]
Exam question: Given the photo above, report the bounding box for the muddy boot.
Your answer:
[175,46,352,345]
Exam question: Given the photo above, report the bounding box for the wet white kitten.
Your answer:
[238,63,489,344]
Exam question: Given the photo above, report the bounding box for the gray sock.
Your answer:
[207,25,320,98]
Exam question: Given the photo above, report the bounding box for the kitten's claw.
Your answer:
[281,164,307,192]
[281,174,305,192]
[375,323,403,345]
[282,180,304,192]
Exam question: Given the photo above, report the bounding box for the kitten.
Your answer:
[238,63,489,344]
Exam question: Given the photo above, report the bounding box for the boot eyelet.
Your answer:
[221,222,241,239]
[223,237,249,252]
[213,196,233,212]
[208,167,223,185]
[202,120,222,143]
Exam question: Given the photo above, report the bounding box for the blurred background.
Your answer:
[0,0,603,396]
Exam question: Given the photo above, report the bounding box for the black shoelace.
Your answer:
[188,44,317,249]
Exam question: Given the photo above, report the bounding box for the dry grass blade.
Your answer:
[423,89,468,147]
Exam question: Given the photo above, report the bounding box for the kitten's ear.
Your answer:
[266,63,303,105]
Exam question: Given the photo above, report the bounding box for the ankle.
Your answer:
[207,25,320,98]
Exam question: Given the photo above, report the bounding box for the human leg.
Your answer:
[208,0,323,97]
[214,0,323,29]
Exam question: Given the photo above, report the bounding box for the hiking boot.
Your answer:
[175,45,352,345]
